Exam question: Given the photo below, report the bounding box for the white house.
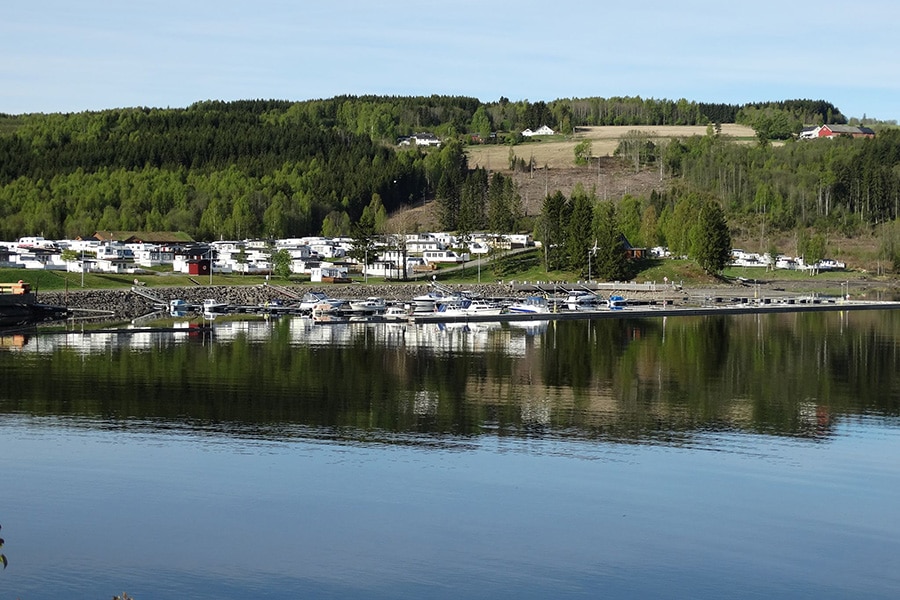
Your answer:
[15,248,66,270]
[310,264,350,283]
[0,246,21,268]
[363,260,405,279]
[93,257,133,274]
[132,245,176,268]
[798,126,821,140]
[503,233,534,248]
[308,242,345,259]
[290,258,321,275]
[521,125,555,137]
[406,238,444,253]
[399,133,442,147]
[423,250,469,263]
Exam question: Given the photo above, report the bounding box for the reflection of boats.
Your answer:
[508,320,550,334]
[508,296,550,314]
[0,281,69,327]
[349,297,386,314]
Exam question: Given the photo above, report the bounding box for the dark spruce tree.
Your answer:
[592,200,628,281]
[691,200,732,275]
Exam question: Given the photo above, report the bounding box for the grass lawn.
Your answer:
[0,251,885,294]
[0,268,280,291]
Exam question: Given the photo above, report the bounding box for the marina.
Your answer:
[123,281,900,328]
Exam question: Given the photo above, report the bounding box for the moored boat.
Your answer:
[464,299,504,316]
[607,295,627,309]
[202,298,228,320]
[383,305,409,321]
[411,281,469,313]
[508,296,550,314]
[349,297,386,314]
[0,281,69,327]
[435,299,470,317]
[298,291,344,313]
[565,290,599,310]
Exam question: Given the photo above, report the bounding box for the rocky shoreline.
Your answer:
[32,276,897,324]
[37,282,524,322]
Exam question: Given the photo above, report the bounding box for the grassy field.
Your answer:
[467,124,757,170]
[0,268,276,292]
[5,246,883,295]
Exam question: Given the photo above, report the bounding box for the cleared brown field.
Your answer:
[394,124,763,233]
[467,124,757,170]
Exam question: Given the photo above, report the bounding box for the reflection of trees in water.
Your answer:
[1,312,899,441]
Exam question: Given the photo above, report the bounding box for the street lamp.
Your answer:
[587,243,597,284]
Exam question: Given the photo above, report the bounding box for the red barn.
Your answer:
[817,125,876,139]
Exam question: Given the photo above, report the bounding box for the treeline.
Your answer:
[428,142,525,235]
[604,125,900,233]
[0,101,435,240]
[0,95,862,249]
[537,185,731,279]
[260,95,847,139]
[667,128,900,231]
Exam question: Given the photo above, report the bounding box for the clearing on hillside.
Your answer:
[466,124,756,170]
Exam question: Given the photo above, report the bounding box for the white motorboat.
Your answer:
[508,296,550,314]
[201,298,227,320]
[464,299,504,316]
[411,281,469,313]
[298,291,344,313]
[169,298,189,317]
[412,290,466,313]
[349,297,386,313]
[607,295,627,309]
[383,305,409,321]
[565,290,599,310]
[435,300,470,317]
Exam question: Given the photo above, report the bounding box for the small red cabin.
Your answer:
[187,258,211,276]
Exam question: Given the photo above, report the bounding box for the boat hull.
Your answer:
[0,293,69,327]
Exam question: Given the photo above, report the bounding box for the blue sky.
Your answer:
[4,0,899,120]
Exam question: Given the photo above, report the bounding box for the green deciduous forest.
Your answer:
[1,95,899,271]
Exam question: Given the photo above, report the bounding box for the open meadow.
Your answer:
[466,124,757,170]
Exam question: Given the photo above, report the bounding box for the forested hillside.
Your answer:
[1,95,897,273]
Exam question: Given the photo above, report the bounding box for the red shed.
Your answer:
[187,258,211,275]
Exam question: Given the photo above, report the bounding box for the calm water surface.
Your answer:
[1,311,899,599]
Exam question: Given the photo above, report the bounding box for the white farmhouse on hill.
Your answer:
[399,133,442,147]
[521,125,555,137]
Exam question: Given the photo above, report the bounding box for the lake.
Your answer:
[1,311,899,599]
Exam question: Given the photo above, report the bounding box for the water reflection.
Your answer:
[2,311,899,445]
[3,312,900,600]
